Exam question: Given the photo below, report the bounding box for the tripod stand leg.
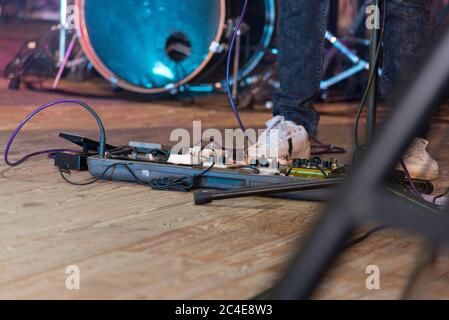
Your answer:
[194,179,341,205]
[52,34,77,90]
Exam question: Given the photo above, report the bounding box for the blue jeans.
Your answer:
[273,0,432,137]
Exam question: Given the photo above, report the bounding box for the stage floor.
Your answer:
[2,20,449,300]
[1,77,449,300]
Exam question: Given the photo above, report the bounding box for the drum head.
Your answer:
[77,0,225,93]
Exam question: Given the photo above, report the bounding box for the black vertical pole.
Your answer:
[366,0,382,144]
[328,0,339,36]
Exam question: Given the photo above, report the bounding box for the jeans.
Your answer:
[273,0,432,137]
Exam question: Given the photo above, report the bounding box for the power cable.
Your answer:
[4,99,107,167]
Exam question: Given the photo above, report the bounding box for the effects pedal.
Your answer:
[286,157,338,179]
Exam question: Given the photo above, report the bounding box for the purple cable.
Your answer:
[226,0,249,134]
[400,159,424,200]
[4,99,106,167]
[5,148,76,167]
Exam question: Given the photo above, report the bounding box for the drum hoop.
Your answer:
[76,0,226,94]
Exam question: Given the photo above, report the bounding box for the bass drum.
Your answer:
[76,0,276,94]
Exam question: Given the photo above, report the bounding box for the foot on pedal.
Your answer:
[248,116,311,164]
[397,138,439,181]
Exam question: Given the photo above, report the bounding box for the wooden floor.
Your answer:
[1,76,449,300]
[2,21,449,299]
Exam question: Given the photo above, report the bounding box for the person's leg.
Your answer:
[249,0,329,162]
[383,0,438,180]
[273,0,330,137]
[382,0,432,138]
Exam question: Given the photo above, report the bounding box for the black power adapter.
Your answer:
[55,151,89,171]
[54,132,116,171]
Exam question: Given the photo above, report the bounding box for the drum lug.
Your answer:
[109,77,119,87]
[209,41,224,54]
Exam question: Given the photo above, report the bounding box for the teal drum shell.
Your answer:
[77,0,276,94]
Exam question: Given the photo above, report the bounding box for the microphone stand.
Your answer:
[366,0,383,144]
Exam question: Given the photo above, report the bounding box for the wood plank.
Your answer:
[1,78,449,299]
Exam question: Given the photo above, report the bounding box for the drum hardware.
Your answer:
[209,14,370,102]
[321,31,372,91]
[232,28,242,102]
[260,31,374,90]
[348,0,372,36]
[75,0,277,95]
[16,0,373,102]
[180,15,277,101]
[4,27,61,90]
[209,41,225,55]
[52,32,77,89]
[5,0,382,105]
[4,0,87,91]
[231,29,373,109]
[58,0,68,66]
[52,0,76,89]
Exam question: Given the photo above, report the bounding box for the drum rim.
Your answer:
[76,0,226,94]
[235,0,277,82]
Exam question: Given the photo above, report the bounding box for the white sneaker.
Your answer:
[398,138,439,181]
[248,116,311,162]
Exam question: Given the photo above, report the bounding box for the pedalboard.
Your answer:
[50,134,434,202]
[87,156,335,202]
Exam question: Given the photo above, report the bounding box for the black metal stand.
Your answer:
[366,0,382,143]
[191,0,449,300]
[186,0,449,300]
[271,18,449,299]
[194,179,342,205]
